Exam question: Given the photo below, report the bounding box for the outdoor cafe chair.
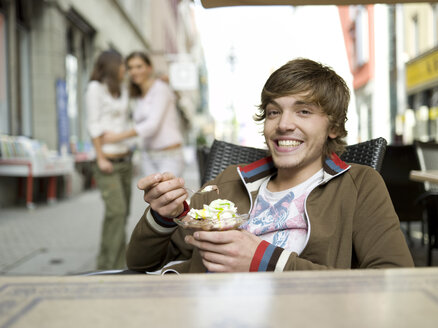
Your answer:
[200,137,387,185]
[414,141,438,266]
[380,144,426,246]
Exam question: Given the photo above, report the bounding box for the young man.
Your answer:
[126,58,414,274]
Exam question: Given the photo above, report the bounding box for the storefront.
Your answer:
[0,0,152,207]
[405,46,438,142]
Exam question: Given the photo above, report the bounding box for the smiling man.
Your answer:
[126,58,414,274]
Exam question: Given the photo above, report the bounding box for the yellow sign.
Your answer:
[430,107,438,120]
[406,49,438,90]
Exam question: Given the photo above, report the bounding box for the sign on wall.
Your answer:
[169,61,199,91]
[406,49,438,92]
[56,79,70,155]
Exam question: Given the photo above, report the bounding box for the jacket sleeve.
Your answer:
[349,167,414,268]
[248,167,414,272]
[125,171,233,273]
[248,241,332,272]
[125,206,193,272]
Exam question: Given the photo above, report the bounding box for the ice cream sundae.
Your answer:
[175,199,248,231]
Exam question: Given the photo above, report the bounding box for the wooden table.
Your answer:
[410,170,438,184]
[1,268,438,328]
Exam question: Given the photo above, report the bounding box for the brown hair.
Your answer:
[90,50,123,97]
[255,58,350,156]
[125,51,153,98]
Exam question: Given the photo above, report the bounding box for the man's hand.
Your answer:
[97,157,113,173]
[184,230,262,272]
[137,172,188,218]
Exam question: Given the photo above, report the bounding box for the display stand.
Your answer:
[0,156,74,209]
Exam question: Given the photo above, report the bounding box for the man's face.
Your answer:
[263,94,337,178]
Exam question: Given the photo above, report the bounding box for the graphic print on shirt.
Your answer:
[249,192,294,235]
[244,191,308,251]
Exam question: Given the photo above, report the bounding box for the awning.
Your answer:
[200,0,431,8]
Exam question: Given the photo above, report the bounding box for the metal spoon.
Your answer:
[185,185,219,197]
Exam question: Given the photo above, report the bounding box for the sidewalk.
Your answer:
[0,147,201,276]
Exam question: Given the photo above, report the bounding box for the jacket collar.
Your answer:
[237,152,351,192]
[321,153,351,184]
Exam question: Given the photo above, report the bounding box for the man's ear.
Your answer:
[328,127,338,139]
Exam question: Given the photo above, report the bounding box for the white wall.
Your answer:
[372,4,391,142]
[58,0,150,55]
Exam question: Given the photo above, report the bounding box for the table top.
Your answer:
[410,170,438,184]
[0,157,74,177]
[1,268,438,328]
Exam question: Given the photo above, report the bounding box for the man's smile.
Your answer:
[277,139,302,148]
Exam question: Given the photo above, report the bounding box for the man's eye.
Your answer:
[299,109,312,115]
[267,110,279,117]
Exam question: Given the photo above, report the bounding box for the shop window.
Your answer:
[432,4,438,46]
[431,87,438,141]
[357,96,372,142]
[408,94,415,110]
[354,6,369,67]
[66,27,78,153]
[0,1,33,137]
[65,22,94,154]
[79,36,92,144]
[0,12,9,134]
[18,25,32,137]
[412,15,419,57]
[66,53,78,149]
[412,91,435,142]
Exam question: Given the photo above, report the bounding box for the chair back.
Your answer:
[415,141,438,191]
[200,137,387,185]
[380,144,425,222]
[201,140,268,185]
[339,137,387,172]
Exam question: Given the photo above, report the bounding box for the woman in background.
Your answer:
[86,50,132,270]
[102,51,185,177]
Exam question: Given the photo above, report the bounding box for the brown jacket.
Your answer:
[126,155,414,273]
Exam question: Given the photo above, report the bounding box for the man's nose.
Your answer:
[277,112,297,131]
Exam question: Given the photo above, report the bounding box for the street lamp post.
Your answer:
[227,46,238,143]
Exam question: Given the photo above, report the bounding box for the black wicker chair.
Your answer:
[339,137,387,171]
[200,140,268,185]
[380,144,426,246]
[200,137,387,185]
[414,141,438,265]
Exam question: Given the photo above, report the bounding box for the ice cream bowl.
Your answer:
[173,213,249,231]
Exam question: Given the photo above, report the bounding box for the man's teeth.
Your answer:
[278,140,301,147]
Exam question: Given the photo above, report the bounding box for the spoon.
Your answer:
[185,185,219,197]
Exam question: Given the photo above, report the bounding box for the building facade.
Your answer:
[0,0,205,207]
[339,4,392,144]
[339,3,438,145]
[403,3,438,143]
